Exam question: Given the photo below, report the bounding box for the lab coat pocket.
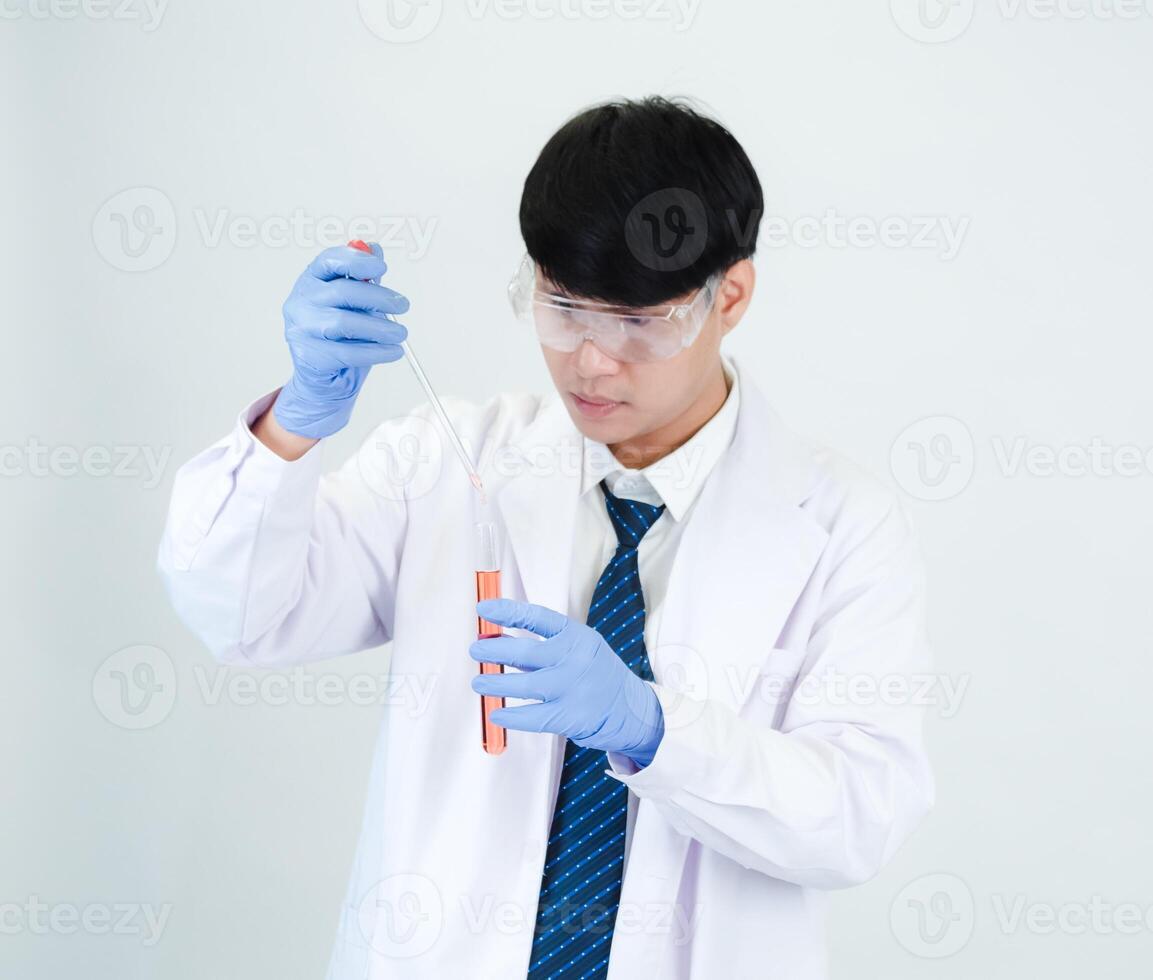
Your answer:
[739,646,807,729]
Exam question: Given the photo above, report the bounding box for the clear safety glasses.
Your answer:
[507,254,723,363]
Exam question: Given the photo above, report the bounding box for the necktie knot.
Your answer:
[600,479,666,550]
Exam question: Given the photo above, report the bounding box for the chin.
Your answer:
[570,410,628,439]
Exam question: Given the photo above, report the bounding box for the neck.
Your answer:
[609,360,731,470]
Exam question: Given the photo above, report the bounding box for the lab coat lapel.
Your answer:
[653,363,830,713]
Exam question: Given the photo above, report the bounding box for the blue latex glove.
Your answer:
[273,242,410,439]
[470,598,665,767]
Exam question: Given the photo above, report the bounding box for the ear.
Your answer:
[716,258,755,335]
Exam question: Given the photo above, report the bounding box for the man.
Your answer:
[158,95,933,979]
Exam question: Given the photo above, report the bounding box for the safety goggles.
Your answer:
[507,254,723,363]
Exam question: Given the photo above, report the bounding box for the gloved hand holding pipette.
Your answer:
[469,598,666,767]
[274,242,411,439]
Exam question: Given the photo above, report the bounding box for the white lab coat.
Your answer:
[157,353,934,980]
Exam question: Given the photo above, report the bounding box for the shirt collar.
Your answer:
[579,351,740,523]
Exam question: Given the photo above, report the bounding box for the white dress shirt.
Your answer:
[564,352,740,874]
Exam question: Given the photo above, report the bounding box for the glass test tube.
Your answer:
[474,515,507,756]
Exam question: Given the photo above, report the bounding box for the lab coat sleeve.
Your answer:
[156,389,407,667]
[604,497,935,890]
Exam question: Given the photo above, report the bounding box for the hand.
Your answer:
[470,598,665,767]
[273,242,410,439]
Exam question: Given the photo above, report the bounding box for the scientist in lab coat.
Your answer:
[158,95,933,980]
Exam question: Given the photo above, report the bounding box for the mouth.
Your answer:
[570,391,624,418]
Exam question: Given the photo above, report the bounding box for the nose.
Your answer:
[573,337,622,375]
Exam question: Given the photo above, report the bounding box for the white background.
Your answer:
[3,0,1152,976]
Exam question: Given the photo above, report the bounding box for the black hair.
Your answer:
[518,95,763,307]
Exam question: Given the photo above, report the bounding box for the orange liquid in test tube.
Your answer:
[475,519,507,755]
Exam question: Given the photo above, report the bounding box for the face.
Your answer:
[539,259,755,467]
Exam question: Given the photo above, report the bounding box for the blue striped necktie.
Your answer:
[526,479,666,980]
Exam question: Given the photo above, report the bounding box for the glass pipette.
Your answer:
[346,239,486,502]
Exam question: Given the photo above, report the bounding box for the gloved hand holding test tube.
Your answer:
[346,240,507,754]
